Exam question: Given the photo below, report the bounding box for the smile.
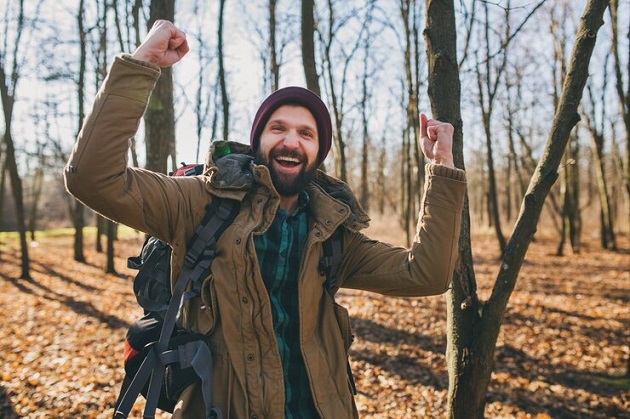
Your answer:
[275,156,302,168]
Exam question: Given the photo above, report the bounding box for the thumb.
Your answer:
[420,113,428,138]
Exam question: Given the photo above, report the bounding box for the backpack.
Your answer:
[113,163,350,418]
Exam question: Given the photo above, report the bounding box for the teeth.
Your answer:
[277,156,300,163]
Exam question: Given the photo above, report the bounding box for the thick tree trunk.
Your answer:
[301,0,320,96]
[144,0,176,173]
[426,1,608,417]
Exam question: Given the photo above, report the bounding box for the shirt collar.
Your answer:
[277,190,310,217]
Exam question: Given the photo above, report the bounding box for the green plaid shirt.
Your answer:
[254,191,319,418]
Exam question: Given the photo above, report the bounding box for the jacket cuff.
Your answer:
[426,163,466,182]
[101,54,161,103]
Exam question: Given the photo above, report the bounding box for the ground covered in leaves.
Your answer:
[0,220,628,418]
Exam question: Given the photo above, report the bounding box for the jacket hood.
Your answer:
[203,140,370,231]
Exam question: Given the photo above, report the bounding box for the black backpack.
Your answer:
[113,163,350,419]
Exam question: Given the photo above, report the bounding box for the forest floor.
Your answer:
[0,217,628,418]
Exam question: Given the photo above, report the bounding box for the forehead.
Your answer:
[267,104,317,129]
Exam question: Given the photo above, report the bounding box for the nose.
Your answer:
[282,128,300,149]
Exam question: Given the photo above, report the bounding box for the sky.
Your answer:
[1,0,627,178]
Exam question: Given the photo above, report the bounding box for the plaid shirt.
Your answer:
[254,191,319,418]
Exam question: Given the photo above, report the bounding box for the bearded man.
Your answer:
[65,20,466,419]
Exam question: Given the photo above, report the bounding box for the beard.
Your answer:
[254,147,318,196]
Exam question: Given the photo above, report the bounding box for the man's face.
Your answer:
[255,104,320,196]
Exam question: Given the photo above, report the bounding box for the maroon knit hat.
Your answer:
[250,86,332,163]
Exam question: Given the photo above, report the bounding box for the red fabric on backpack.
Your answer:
[123,340,139,364]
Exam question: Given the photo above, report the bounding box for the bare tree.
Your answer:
[192,0,215,162]
[425,0,609,417]
[0,0,31,279]
[68,0,88,263]
[584,81,618,250]
[218,0,230,142]
[399,0,424,245]
[549,1,582,255]
[608,0,629,198]
[319,1,369,182]
[26,145,45,242]
[473,1,511,253]
[359,31,372,212]
[269,0,280,91]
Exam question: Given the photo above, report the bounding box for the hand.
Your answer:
[420,113,455,169]
[131,20,189,67]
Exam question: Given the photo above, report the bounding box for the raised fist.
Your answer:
[131,20,189,67]
[420,113,455,169]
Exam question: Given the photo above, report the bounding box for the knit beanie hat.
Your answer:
[250,86,333,163]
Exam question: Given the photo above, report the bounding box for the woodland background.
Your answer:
[0,0,628,418]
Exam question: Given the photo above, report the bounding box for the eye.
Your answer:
[270,124,285,132]
[301,129,315,138]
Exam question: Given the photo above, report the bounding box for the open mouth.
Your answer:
[275,155,302,169]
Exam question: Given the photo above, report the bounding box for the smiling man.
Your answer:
[251,87,331,213]
[65,20,467,419]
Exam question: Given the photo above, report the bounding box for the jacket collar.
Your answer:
[203,140,370,234]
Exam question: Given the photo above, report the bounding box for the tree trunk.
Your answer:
[0,155,6,239]
[589,129,617,250]
[401,0,419,244]
[269,0,279,92]
[608,0,630,198]
[96,214,104,253]
[557,133,582,256]
[568,136,582,253]
[71,0,88,262]
[324,0,347,182]
[1,129,30,279]
[0,0,30,279]
[105,220,117,274]
[359,45,370,212]
[144,0,176,173]
[27,162,44,242]
[218,0,230,142]
[301,0,320,96]
[427,1,608,417]
[475,1,510,254]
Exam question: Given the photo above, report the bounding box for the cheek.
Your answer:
[304,140,319,163]
[259,135,279,156]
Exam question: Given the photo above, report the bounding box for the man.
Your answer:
[65,20,466,418]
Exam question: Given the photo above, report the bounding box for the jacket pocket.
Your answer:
[196,274,220,335]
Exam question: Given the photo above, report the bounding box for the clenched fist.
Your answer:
[131,20,189,67]
[420,113,455,169]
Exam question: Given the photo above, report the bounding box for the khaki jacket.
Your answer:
[65,55,467,419]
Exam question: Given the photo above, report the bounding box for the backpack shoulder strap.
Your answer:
[144,197,239,414]
[116,196,239,419]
